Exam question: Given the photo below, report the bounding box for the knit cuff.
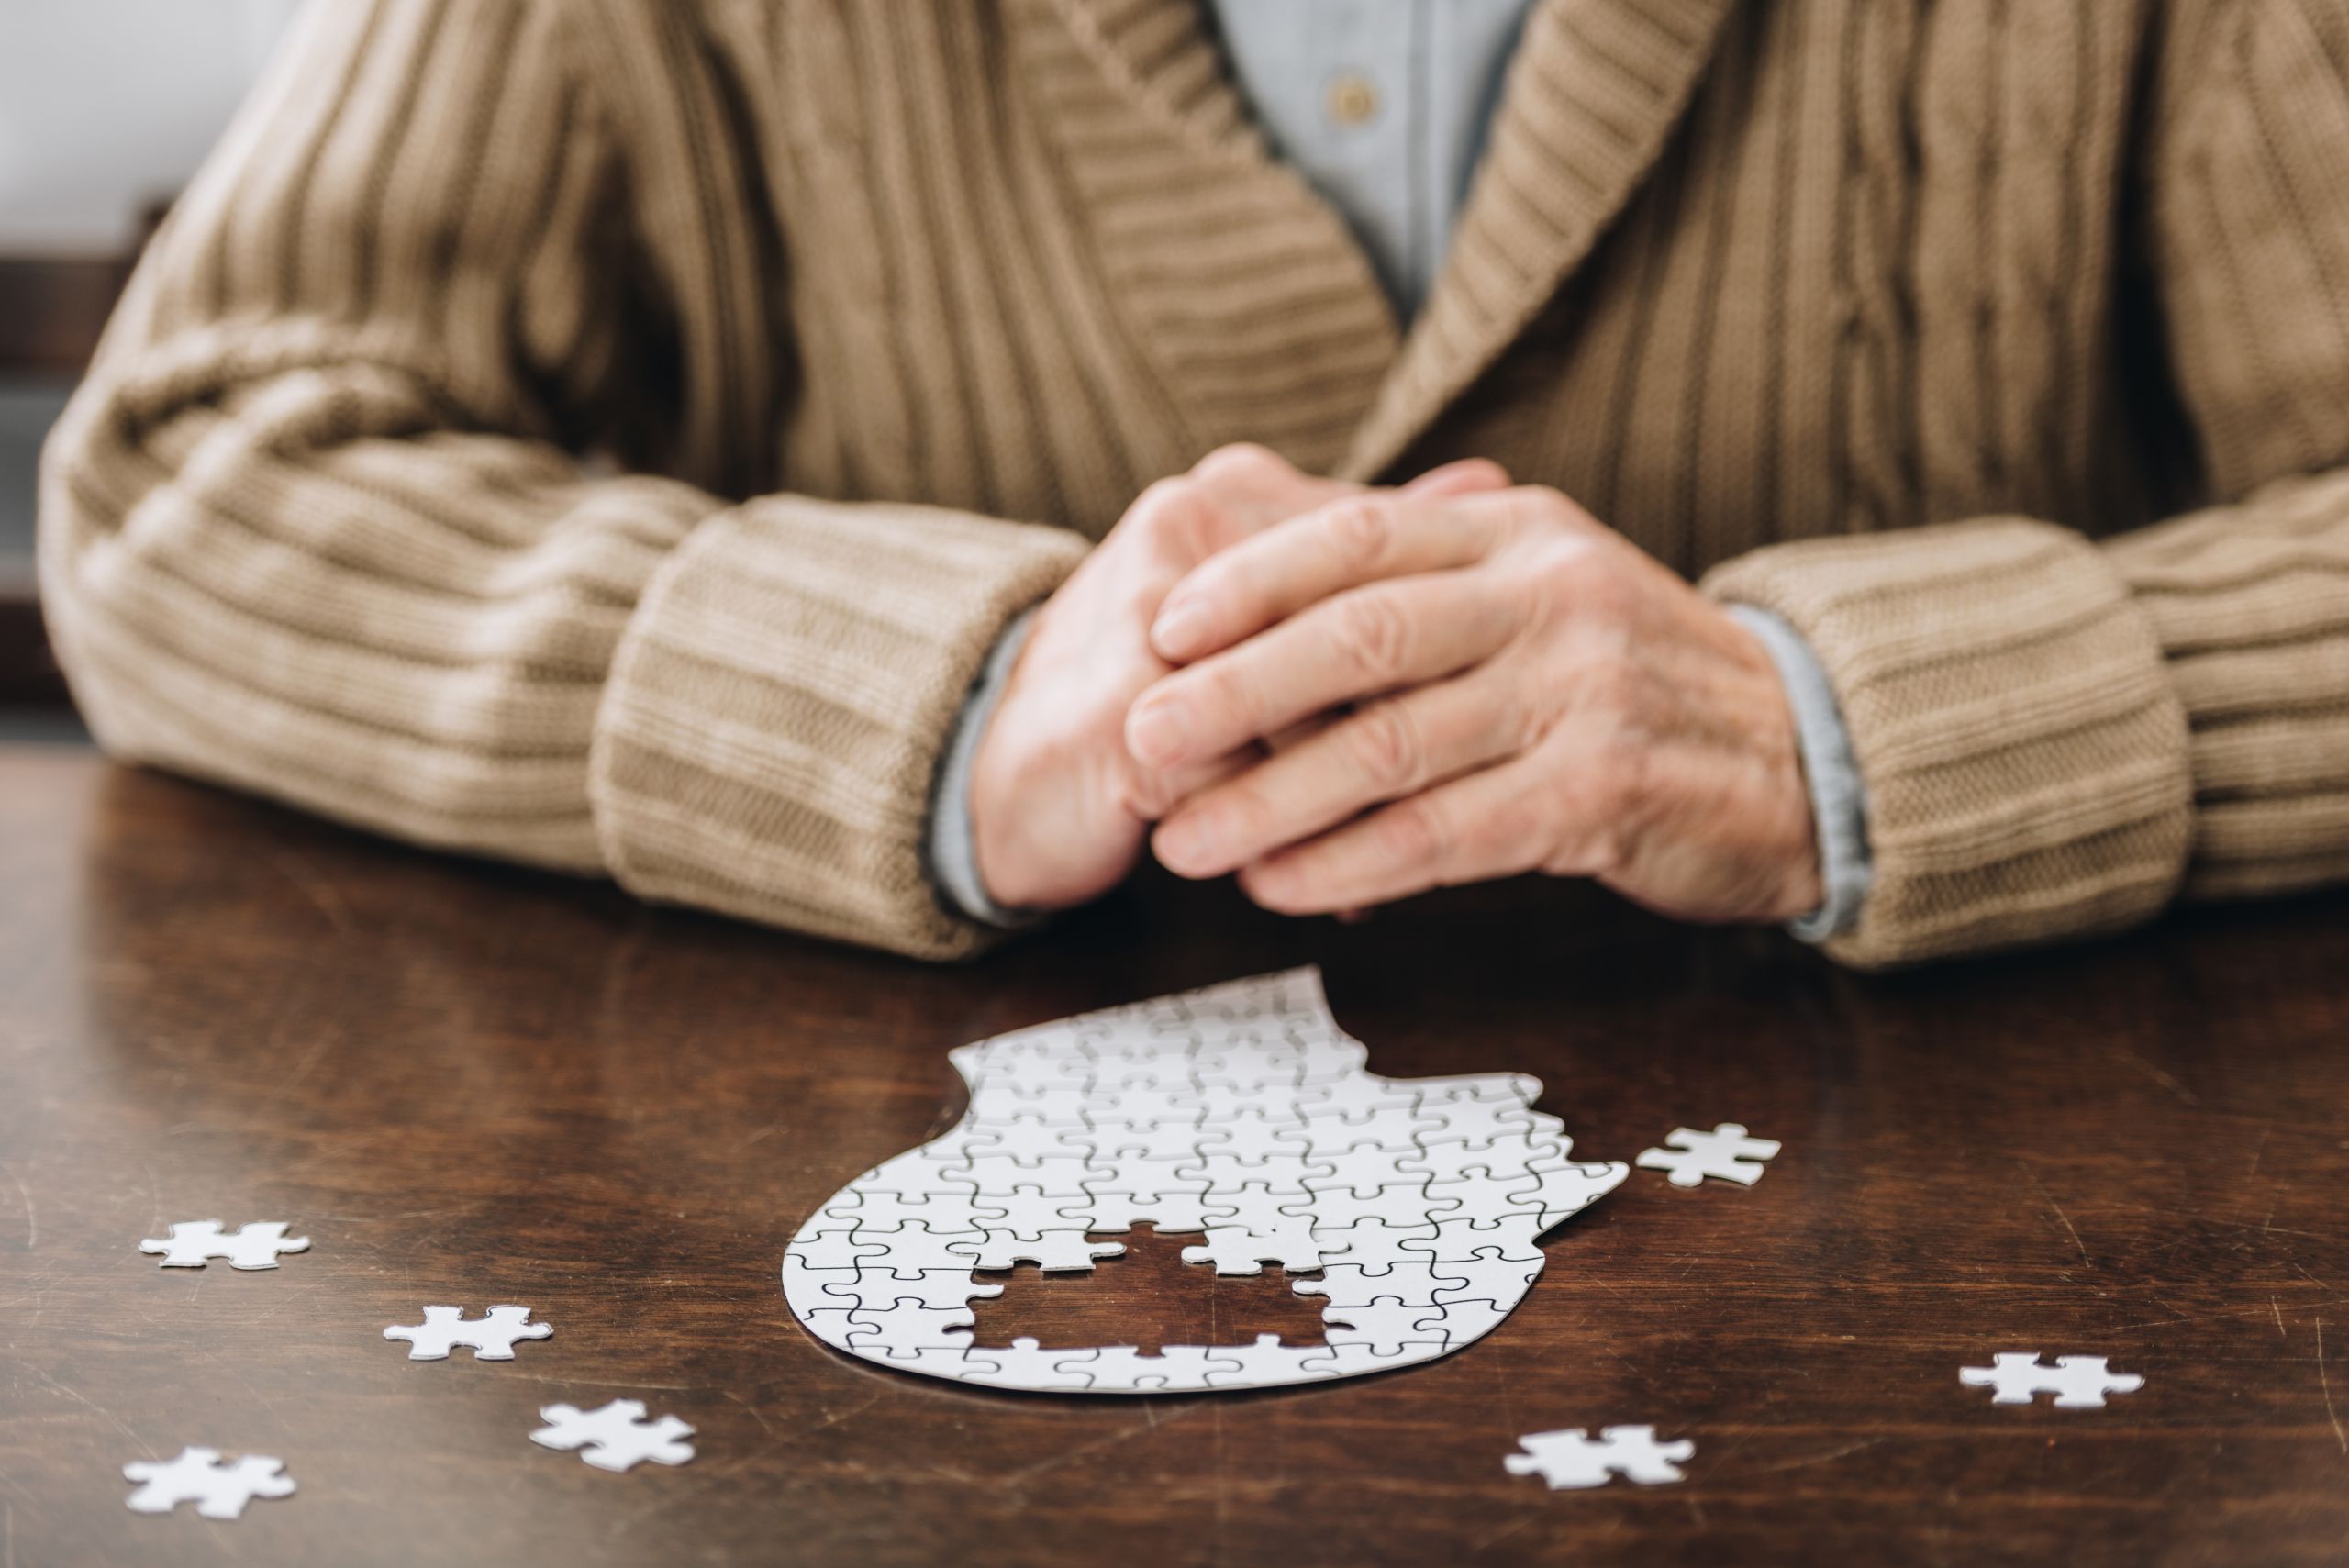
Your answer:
[589,495,1088,960]
[1702,519,2194,969]
[926,606,1051,929]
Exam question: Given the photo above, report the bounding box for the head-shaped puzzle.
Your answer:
[784,968,1624,1392]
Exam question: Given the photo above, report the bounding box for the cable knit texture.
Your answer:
[38,0,2349,963]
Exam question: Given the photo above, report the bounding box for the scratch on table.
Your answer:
[262,843,353,936]
[1753,1435,1887,1473]
[2016,1159,2092,1269]
[1212,1396,1231,1568]
[0,1162,31,1250]
[11,1362,146,1447]
[2108,1045,2198,1106]
[798,1390,885,1438]
[1001,1406,1201,1492]
[2275,1298,2288,1339]
[720,1387,776,1441]
[2320,1318,2346,1456]
[195,1347,286,1434]
[1467,1507,1540,1555]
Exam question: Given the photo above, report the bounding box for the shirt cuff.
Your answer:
[925,606,1047,929]
[1726,604,1874,942]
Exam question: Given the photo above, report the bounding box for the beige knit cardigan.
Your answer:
[39,0,2349,965]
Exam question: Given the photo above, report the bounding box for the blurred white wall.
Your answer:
[0,1,306,256]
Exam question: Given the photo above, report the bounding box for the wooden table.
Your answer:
[4,748,2345,1567]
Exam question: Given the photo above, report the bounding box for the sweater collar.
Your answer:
[1035,0,1736,480]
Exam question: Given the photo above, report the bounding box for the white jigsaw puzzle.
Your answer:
[782,968,1627,1394]
[1959,1352,2144,1407]
[1505,1426,1694,1488]
[384,1305,552,1361]
[529,1399,696,1472]
[138,1220,309,1270]
[123,1448,295,1519]
[1634,1124,1781,1187]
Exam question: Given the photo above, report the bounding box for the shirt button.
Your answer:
[1326,73,1380,127]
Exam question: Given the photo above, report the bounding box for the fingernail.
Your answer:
[1127,697,1192,766]
[1154,813,1216,873]
[1152,598,1210,659]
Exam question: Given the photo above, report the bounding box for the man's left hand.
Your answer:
[1122,484,1824,924]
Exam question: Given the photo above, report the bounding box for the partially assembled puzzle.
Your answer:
[781,967,1628,1393]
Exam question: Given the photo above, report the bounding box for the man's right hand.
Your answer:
[968,446,1356,911]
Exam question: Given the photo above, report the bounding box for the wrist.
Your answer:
[941,608,1052,923]
[1724,603,1873,941]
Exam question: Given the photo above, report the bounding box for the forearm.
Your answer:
[2103,468,2349,901]
[37,0,1090,960]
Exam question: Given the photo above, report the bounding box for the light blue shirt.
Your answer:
[928,1,1873,941]
[1211,0,1538,317]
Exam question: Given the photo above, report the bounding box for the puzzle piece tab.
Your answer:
[1634,1124,1781,1187]
[138,1221,309,1270]
[384,1305,552,1362]
[529,1399,696,1472]
[123,1448,295,1518]
[1506,1426,1694,1488]
[1959,1352,2144,1407]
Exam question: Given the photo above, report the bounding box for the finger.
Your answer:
[1151,490,1515,662]
[1235,754,1557,914]
[1126,570,1511,769]
[1150,671,1522,878]
[1264,710,1338,754]
[1119,739,1264,823]
[1183,444,1364,548]
[1400,458,1510,498]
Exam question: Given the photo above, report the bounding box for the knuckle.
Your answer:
[1346,700,1423,794]
[1126,478,1211,552]
[1525,538,1641,640]
[1582,640,1647,720]
[1579,724,1651,872]
[1200,659,1263,731]
[1378,795,1450,869]
[1217,783,1274,845]
[1192,442,1286,487]
[1469,794,1544,871]
[1328,591,1412,683]
[1321,498,1395,571]
[1511,484,1597,537]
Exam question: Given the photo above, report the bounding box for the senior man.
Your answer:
[39,0,2349,968]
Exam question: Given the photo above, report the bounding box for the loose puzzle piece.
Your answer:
[781,968,1627,1393]
[1959,1352,2144,1407]
[138,1221,309,1270]
[384,1305,552,1362]
[123,1448,295,1519]
[1634,1124,1781,1187]
[1505,1427,1694,1489]
[529,1400,696,1472]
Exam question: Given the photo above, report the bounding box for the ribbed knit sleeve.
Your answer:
[35,0,1085,958]
[1703,526,2193,967]
[1705,0,2349,968]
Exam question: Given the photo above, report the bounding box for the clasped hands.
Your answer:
[969,444,1822,927]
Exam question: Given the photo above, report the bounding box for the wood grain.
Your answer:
[2,750,2345,1567]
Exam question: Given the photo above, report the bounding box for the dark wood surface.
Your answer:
[4,748,2346,1568]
